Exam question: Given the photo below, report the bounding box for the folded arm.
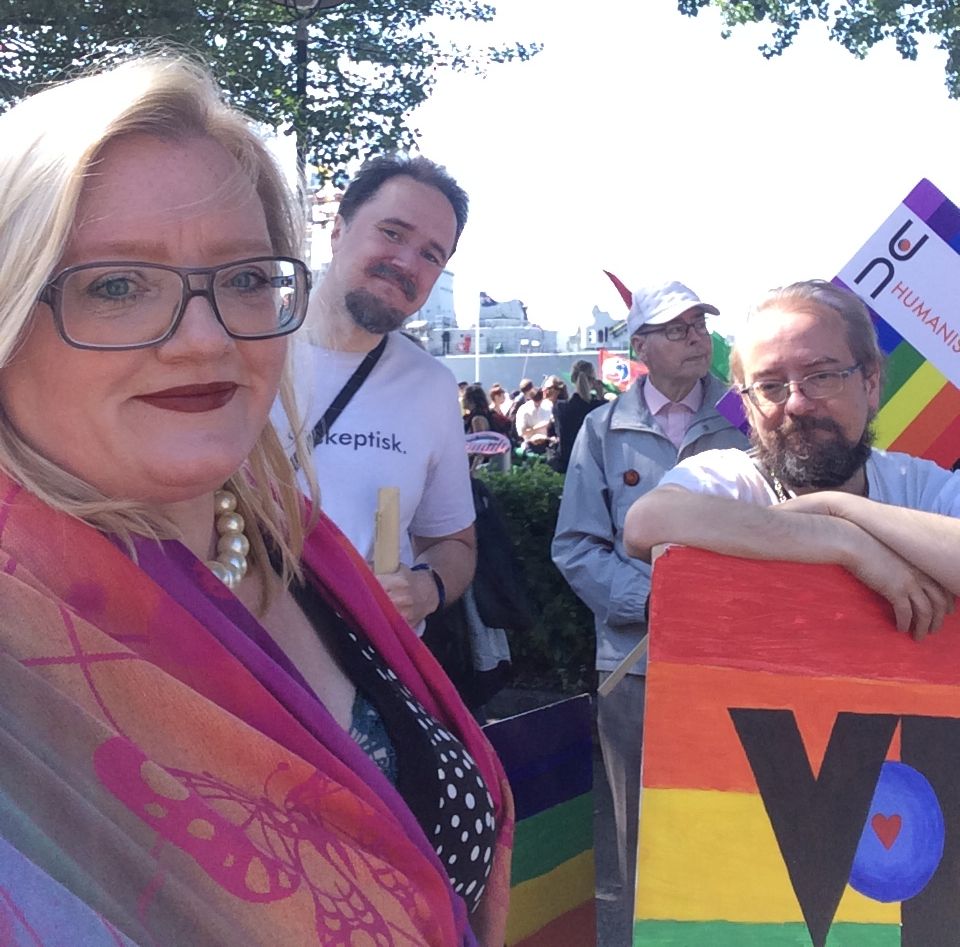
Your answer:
[624,486,952,638]
[623,486,853,563]
[778,491,960,597]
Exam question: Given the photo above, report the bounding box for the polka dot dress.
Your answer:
[395,676,497,910]
[291,580,497,913]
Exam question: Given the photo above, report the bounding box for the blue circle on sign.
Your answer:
[849,761,944,902]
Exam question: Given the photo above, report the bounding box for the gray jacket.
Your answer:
[551,375,749,675]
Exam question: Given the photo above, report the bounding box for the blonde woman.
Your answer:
[0,52,510,946]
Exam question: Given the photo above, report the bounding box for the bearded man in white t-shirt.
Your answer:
[625,279,960,639]
[273,155,475,633]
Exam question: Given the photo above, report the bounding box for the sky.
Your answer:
[390,0,960,341]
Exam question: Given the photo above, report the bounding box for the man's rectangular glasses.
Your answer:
[739,364,863,407]
[636,316,709,342]
[37,256,311,351]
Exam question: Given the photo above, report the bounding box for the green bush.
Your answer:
[476,462,595,693]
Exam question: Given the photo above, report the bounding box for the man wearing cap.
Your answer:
[551,280,748,930]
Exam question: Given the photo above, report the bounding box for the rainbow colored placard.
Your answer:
[717,179,960,469]
[836,179,960,468]
[483,695,596,946]
[634,546,960,946]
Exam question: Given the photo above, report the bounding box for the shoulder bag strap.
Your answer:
[310,334,388,448]
[292,335,388,468]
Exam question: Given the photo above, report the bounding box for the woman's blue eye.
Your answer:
[93,277,133,298]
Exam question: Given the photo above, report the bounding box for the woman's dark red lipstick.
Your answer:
[136,383,237,413]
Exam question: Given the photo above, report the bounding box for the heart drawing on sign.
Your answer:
[871,813,902,850]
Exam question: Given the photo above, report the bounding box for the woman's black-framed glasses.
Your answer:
[37,256,311,351]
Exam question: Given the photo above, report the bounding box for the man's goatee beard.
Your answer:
[344,289,408,335]
[754,415,874,490]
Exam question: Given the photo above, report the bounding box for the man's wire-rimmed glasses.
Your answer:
[635,316,710,342]
[37,256,311,351]
[739,363,863,407]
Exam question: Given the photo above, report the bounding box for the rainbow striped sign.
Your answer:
[483,695,596,946]
[634,547,960,946]
[717,179,960,469]
[836,179,959,468]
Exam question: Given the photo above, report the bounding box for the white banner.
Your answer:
[838,208,960,388]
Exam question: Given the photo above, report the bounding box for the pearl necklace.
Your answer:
[206,489,249,588]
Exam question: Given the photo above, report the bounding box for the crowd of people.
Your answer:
[0,47,958,947]
[456,363,608,472]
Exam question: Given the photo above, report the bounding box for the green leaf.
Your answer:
[677,0,960,98]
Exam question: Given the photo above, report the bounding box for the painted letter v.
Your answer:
[729,709,897,947]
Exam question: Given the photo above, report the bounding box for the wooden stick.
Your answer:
[597,549,667,697]
[373,487,400,574]
[597,635,648,698]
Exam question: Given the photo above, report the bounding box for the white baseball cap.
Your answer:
[627,281,719,337]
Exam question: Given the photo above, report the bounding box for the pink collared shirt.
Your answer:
[643,378,704,449]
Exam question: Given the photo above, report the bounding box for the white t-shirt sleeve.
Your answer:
[514,401,531,437]
[867,451,960,516]
[937,472,960,516]
[656,449,777,504]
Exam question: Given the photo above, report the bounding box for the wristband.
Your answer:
[411,563,446,614]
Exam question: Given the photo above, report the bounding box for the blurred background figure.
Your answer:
[488,381,509,418]
[553,360,606,473]
[514,386,555,456]
[485,382,515,439]
[542,374,568,408]
[463,383,510,472]
[506,376,534,431]
[463,383,493,434]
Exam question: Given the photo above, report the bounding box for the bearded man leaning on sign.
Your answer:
[272,155,475,635]
[624,279,960,639]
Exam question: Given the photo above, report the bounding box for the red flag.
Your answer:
[598,270,643,390]
[603,270,633,308]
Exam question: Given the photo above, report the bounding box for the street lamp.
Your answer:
[272,0,351,184]
[519,337,531,378]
